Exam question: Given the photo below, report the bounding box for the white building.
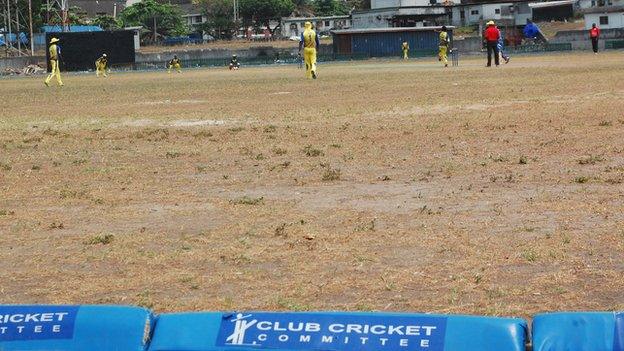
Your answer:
[449,1,532,27]
[281,15,351,37]
[578,0,624,28]
[583,6,624,28]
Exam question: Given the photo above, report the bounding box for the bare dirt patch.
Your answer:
[0,53,623,317]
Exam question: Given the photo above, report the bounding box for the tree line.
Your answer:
[31,0,370,40]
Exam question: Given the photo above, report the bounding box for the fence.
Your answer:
[110,53,372,71]
[506,42,573,53]
[0,305,622,351]
[605,40,624,49]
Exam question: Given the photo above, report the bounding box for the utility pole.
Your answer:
[15,0,21,56]
[28,0,34,55]
[233,0,240,37]
[7,0,12,54]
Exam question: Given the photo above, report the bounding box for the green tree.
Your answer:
[93,15,120,30]
[120,0,188,41]
[67,6,89,25]
[313,0,348,16]
[239,0,294,34]
[345,0,370,10]
[197,0,237,39]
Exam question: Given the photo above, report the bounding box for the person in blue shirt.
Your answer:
[497,35,510,64]
[523,19,540,43]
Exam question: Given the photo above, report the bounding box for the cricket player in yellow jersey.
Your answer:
[95,53,108,77]
[168,55,181,73]
[401,41,409,60]
[44,37,63,87]
[438,26,449,67]
[299,22,319,79]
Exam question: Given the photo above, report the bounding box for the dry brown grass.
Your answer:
[1,53,623,318]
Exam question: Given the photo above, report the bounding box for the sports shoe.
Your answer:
[505,57,510,64]
[312,71,317,79]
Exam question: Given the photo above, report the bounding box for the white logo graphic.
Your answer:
[226,314,258,345]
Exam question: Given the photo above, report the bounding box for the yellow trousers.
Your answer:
[303,47,317,79]
[44,60,63,86]
[168,63,181,73]
[439,46,448,66]
[96,62,107,77]
[403,49,408,60]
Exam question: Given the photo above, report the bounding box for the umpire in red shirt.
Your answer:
[589,23,600,54]
[484,20,501,67]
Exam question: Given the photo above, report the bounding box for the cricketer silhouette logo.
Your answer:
[225,313,259,346]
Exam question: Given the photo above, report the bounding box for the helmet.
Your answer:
[441,25,447,31]
[304,21,312,29]
[102,53,107,57]
[50,37,59,44]
[486,20,495,26]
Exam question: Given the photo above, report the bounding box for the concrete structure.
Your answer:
[332,26,453,56]
[135,44,332,64]
[178,2,207,35]
[551,27,624,48]
[529,0,574,21]
[352,7,450,28]
[281,15,351,37]
[582,4,624,28]
[353,0,534,28]
[72,0,125,17]
[449,0,532,26]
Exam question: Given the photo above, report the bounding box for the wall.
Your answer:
[135,44,333,64]
[282,18,351,37]
[338,29,452,57]
[0,56,46,71]
[551,27,624,49]
[453,36,482,52]
[584,12,624,29]
[371,0,400,8]
[351,9,397,28]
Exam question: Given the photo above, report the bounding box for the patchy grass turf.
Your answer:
[0,52,623,317]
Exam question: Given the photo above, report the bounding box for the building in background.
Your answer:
[351,0,455,28]
[332,26,453,56]
[529,0,574,21]
[178,2,207,35]
[579,0,624,28]
[73,0,126,17]
[281,15,351,38]
[449,0,532,27]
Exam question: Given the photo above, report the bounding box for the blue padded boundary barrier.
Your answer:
[533,312,624,351]
[0,305,154,351]
[148,312,527,351]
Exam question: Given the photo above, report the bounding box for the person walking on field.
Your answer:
[439,26,450,67]
[299,21,319,79]
[402,41,409,60]
[95,53,108,77]
[590,23,600,54]
[484,21,500,67]
[44,37,63,87]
